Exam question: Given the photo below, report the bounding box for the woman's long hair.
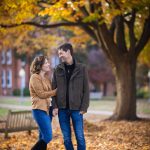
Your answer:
[30,56,47,75]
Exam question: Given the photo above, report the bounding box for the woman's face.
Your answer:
[41,59,50,73]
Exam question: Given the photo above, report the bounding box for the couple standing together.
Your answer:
[29,43,90,150]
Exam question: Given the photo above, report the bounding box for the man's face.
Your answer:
[58,49,70,62]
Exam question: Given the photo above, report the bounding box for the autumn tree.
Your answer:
[0,0,150,120]
[138,41,150,67]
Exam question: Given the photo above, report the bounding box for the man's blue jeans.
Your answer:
[58,109,86,150]
[32,109,52,144]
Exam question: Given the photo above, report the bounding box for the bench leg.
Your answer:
[4,131,8,139]
[28,130,31,135]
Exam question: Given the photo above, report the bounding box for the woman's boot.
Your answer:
[31,139,47,150]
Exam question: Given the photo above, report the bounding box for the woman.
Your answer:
[29,56,57,150]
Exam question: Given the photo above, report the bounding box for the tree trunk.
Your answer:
[103,82,107,96]
[109,57,139,120]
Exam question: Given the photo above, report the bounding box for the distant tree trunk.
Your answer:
[110,57,138,120]
[103,82,107,96]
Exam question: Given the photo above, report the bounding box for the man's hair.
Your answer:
[58,43,73,56]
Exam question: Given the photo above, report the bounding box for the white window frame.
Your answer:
[6,69,12,88]
[6,49,12,65]
[1,51,5,64]
[1,70,6,88]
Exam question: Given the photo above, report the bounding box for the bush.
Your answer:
[23,88,30,96]
[136,88,149,99]
[13,88,30,96]
[13,89,21,96]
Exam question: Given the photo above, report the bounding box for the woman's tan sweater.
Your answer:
[29,73,56,114]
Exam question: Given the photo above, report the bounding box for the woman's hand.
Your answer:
[52,88,57,96]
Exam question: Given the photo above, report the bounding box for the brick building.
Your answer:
[0,49,30,96]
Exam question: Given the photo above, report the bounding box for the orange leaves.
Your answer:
[39,1,74,22]
[138,41,150,67]
[0,117,150,150]
[0,0,38,24]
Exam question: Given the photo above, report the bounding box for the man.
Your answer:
[52,43,89,150]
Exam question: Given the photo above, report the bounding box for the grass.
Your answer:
[0,96,31,106]
[137,100,150,114]
[0,99,30,106]
[0,108,9,118]
[89,99,116,111]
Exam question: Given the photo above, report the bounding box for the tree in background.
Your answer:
[0,0,150,120]
[88,45,114,96]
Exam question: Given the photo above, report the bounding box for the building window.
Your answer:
[51,55,60,68]
[1,51,5,64]
[6,49,12,65]
[1,70,6,88]
[7,69,12,88]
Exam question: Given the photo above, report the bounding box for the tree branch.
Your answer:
[112,0,121,9]
[80,25,98,42]
[126,9,137,53]
[135,16,150,57]
[79,5,89,17]
[89,1,95,13]
[99,23,122,64]
[109,16,117,38]
[0,21,92,29]
[96,26,114,63]
[37,0,58,6]
[115,15,127,53]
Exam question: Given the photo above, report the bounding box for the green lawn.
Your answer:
[0,108,9,118]
[0,99,31,106]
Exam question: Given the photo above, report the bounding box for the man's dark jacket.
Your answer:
[52,60,90,112]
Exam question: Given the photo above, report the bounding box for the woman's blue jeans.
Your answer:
[32,109,52,144]
[58,109,86,150]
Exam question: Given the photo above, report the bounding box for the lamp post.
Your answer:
[19,68,25,100]
[148,70,150,102]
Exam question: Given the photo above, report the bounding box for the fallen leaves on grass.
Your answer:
[0,118,150,150]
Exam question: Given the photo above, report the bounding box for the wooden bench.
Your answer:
[0,110,38,138]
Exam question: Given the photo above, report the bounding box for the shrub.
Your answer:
[13,89,21,96]
[13,88,30,96]
[23,88,30,96]
[136,88,149,99]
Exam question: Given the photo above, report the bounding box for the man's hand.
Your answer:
[53,108,58,116]
[79,111,86,115]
